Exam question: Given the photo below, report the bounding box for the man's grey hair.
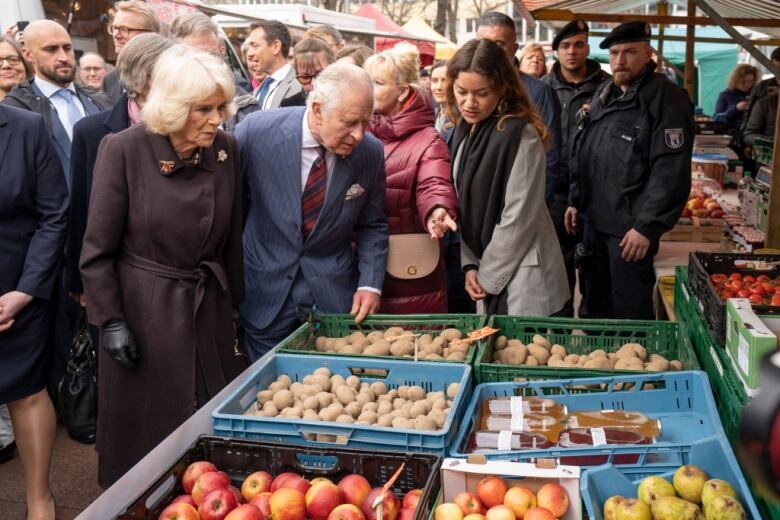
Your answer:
[79,51,106,66]
[307,62,373,116]
[116,33,174,98]
[169,12,218,40]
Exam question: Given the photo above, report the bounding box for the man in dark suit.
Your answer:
[244,20,303,110]
[236,62,389,361]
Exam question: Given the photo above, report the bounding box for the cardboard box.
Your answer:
[438,457,581,520]
[725,298,780,396]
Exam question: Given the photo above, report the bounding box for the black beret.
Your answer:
[552,19,589,51]
[599,20,652,49]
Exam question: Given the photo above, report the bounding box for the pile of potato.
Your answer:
[492,334,683,372]
[312,327,470,361]
[245,367,461,431]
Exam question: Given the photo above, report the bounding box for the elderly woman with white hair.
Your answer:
[79,45,246,487]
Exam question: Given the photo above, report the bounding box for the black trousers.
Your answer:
[443,230,475,314]
[550,210,579,318]
[578,227,658,320]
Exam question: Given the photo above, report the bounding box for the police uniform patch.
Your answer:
[664,128,684,149]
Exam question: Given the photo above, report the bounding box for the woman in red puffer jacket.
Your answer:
[365,44,459,314]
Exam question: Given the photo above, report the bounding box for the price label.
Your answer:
[497,430,513,451]
[591,427,607,446]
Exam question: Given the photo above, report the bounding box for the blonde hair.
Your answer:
[364,42,421,92]
[518,43,547,76]
[114,0,161,33]
[142,45,236,135]
[727,63,759,90]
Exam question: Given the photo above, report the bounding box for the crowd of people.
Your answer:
[0,1,713,517]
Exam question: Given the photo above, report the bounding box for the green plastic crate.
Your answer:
[674,266,749,442]
[753,136,774,166]
[275,314,487,365]
[473,315,699,384]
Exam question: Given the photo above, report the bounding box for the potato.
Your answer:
[564,354,580,364]
[330,374,346,386]
[669,360,683,371]
[393,397,407,410]
[256,389,274,405]
[447,352,467,361]
[310,374,331,392]
[440,328,463,342]
[393,407,410,419]
[419,334,433,344]
[345,401,362,418]
[303,409,320,421]
[314,392,332,408]
[495,335,508,351]
[501,347,526,365]
[318,406,340,422]
[507,339,524,350]
[428,391,445,401]
[584,357,612,370]
[357,410,379,424]
[409,402,428,417]
[262,403,279,417]
[365,331,384,342]
[377,414,394,427]
[352,338,370,351]
[339,344,362,354]
[621,342,647,360]
[335,386,355,405]
[269,381,287,393]
[385,389,398,400]
[615,357,644,370]
[607,353,618,362]
[348,331,366,343]
[384,327,405,338]
[336,414,355,424]
[355,393,372,407]
[615,344,640,359]
[377,401,393,415]
[551,344,567,358]
[397,386,410,399]
[408,386,426,401]
[525,355,540,366]
[532,334,552,350]
[315,336,328,352]
[391,417,411,428]
[272,389,294,409]
[426,353,443,360]
[345,375,361,389]
[527,344,551,365]
[549,354,563,363]
[589,349,607,358]
[390,340,415,357]
[414,416,437,430]
[548,358,564,368]
[277,374,293,388]
[303,396,320,410]
[324,339,337,352]
[429,410,447,428]
[367,382,387,397]
[447,382,460,399]
[363,344,390,356]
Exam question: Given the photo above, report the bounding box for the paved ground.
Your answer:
[0,426,102,519]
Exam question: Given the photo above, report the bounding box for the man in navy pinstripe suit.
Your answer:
[236,62,389,361]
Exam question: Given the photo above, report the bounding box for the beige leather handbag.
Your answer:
[386,233,440,279]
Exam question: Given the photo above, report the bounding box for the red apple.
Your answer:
[454,492,485,516]
[402,489,423,510]
[686,199,701,211]
[183,461,218,494]
[503,486,536,519]
[278,475,311,495]
[435,503,463,520]
[171,495,197,508]
[159,502,200,520]
[484,505,515,520]
[361,487,400,520]
[193,471,232,505]
[249,492,272,520]
[242,471,273,502]
[464,515,486,520]
[230,486,244,505]
[339,474,372,507]
[535,484,568,518]
[476,476,508,509]
[225,504,264,520]
[270,488,307,520]
[681,208,693,218]
[272,472,301,491]
[311,477,335,486]
[521,508,554,520]
[306,480,344,520]
[399,507,416,520]
[328,503,368,520]
[199,487,239,520]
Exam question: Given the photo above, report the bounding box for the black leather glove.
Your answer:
[102,319,139,368]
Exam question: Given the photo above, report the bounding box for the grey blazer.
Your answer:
[460,124,570,316]
[265,66,303,110]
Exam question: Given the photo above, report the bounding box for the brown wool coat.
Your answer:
[79,124,246,487]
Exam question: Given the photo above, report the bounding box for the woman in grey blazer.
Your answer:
[448,39,569,317]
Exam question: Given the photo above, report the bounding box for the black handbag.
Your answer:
[57,308,97,444]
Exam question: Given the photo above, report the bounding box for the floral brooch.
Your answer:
[217,149,228,162]
[159,160,175,175]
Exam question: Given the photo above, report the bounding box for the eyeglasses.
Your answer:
[80,66,105,73]
[296,71,322,85]
[107,24,149,37]
[0,55,22,66]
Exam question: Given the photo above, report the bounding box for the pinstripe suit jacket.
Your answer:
[236,107,389,329]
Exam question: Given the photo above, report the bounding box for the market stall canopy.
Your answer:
[402,15,459,60]
[353,4,436,65]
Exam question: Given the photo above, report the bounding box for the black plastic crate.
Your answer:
[687,251,780,345]
[117,436,441,520]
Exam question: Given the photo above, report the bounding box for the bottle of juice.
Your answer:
[466,430,554,453]
[480,396,568,419]
[564,410,661,438]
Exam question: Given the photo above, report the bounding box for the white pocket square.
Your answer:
[345,184,365,200]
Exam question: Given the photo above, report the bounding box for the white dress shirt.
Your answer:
[261,63,292,110]
[300,109,381,296]
[34,76,85,140]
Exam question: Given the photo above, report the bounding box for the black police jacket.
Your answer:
[571,61,694,242]
[542,59,610,212]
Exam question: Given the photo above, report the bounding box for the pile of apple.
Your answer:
[159,460,423,520]
[603,464,746,519]
[708,272,780,306]
[434,475,569,520]
[681,193,724,219]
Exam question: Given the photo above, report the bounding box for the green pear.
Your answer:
[701,479,738,508]
[637,476,676,505]
[674,465,709,503]
[651,495,703,520]
[704,495,746,520]
[614,498,651,520]
[604,495,625,520]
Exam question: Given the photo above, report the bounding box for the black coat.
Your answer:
[65,94,130,294]
[0,104,69,402]
[571,62,694,242]
[101,70,124,104]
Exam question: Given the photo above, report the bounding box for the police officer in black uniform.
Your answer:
[567,21,694,319]
[542,19,610,317]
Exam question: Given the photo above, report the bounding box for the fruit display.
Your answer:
[434,476,570,520]
[159,461,423,520]
[243,366,460,431]
[602,465,746,520]
[681,192,725,219]
[490,334,683,372]
[708,272,780,306]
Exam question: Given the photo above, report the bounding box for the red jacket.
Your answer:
[369,91,458,314]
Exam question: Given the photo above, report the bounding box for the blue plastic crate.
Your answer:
[212,354,472,455]
[450,371,726,464]
[580,437,762,519]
